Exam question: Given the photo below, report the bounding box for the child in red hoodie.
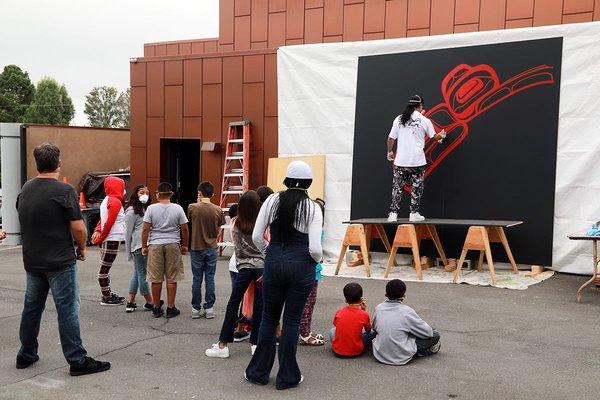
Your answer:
[92,176,126,305]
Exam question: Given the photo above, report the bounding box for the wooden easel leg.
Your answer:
[496,227,519,274]
[409,227,422,280]
[577,241,599,302]
[427,225,448,268]
[453,249,469,283]
[384,247,398,278]
[359,233,372,278]
[483,228,496,286]
[375,224,398,266]
[477,250,484,272]
[335,244,348,276]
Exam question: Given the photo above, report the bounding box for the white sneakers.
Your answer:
[205,343,229,358]
[409,212,425,222]
[192,307,215,319]
[251,345,257,355]
[388,212,426,222]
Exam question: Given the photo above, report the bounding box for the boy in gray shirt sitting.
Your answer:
[372,279,440,365]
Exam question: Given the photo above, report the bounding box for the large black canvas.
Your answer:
[351,38,562,265]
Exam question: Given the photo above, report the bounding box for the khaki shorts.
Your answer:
[147,243,185,283]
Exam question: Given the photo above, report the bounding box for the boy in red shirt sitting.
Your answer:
[330,282,376,357]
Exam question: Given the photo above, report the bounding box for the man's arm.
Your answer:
[180,223,189,255]
[70,220,88,261]
[141,222,151,256]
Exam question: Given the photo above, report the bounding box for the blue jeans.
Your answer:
[245,242,316,390]
[190,248,218,310]
[18,265,87,365]
[219,267,263,345]
[128,250,150,296]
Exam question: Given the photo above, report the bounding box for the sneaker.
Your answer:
[191,307,202,319]
[69,356,111,376]
[166,306,180,319]
[101,294,125,306]
[144,300,164,311]
[409,212,425,222]
[250,345,257,355]
[16,354,39,369]
[387,212,398,222]
[204,307,215,319]
[125,302,137,313]
[205,343,229,358]
[429,341,441,354]
[152,307,164,318]
[234,330,251,342]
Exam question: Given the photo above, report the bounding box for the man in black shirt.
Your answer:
[16,143,110,376]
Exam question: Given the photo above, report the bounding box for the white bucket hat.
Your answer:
[285,161,313,180]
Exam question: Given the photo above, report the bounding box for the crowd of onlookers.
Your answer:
[7,142,440,387]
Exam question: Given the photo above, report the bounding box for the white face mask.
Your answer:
[139,194,149,204]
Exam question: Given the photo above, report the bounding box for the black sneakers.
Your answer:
[152,307,165,318]
[16,354,39,369]
[166,306,180,319]
[101,293,125,306]
[145,300,164,311]
[234,330,251,342]
[125,302,137,313]
[70,356,111,376]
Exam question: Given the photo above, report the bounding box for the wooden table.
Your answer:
[568,235,600,302]
[335,218,522,285]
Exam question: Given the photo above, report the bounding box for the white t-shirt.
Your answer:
[143,203,188,245]
[388,110,436,167]
[100,197,125,242]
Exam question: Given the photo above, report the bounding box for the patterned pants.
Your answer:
[98,241,120,298]
[299,282,318,337]
[390,165,425,214]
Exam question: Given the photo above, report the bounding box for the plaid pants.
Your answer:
[390,165,425,214]
[98,241,120,297]
[299,282,318,337]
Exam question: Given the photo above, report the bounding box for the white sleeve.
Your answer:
[252,194,274,252]
[308,202,323,262]
[388,117,400,139]
[424,116,436,139]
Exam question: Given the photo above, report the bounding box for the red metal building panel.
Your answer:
[533,0,563,26]
[324,0,345,36]
[235,0,251,16]
[251,0,269,43]
[454,0,480,25]
[235,16,252,50]
[223,56,243,116]
[147,62,165,117]
[306,0,325,8]
[130,147,147,187]
[407,0,430,29]
[305,7,325,43]
[430,0,455,34]
[165,60,183,86]
[506,0,534,20]
[179,42,192,55]
[203,58,223,84]
[286,0,305,39]
[269,0,286,12]
[268,12,287,48]
[244,54,265,83]
[202,84,223,143]
[183,117,202,138]
[343,3,365,41]
[364,0,385,33]
[146,117,164,178]
[243,83,265,151]
[220,0,235,44]
[130,62,146,87]
[563,0,594,14]
[165,86,183,137]
[385,0,408,38]
[184,59,203,117]
[130,87,147,147]
[264,54,278,117]
[479,0,506,31]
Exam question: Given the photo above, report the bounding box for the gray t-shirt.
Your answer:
[143,203,188,245]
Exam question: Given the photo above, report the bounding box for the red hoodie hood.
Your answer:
[104,176,125,200]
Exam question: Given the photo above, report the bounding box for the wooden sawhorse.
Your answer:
[385,224,449,280]
[453,226,518,286]
[335,224,396,277]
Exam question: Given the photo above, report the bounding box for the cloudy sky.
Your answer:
[0,0,219,125]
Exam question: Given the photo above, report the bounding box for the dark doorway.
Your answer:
[161,139,201,213]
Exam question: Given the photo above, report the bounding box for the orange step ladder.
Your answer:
[218,120,251,253]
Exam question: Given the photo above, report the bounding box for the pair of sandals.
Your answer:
[299,332,325,346]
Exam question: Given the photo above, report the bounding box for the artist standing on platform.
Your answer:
[387,95,446,222]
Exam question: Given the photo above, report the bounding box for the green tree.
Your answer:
[25,77,75,125]
[0,65,36,122]
[84,86,130,128]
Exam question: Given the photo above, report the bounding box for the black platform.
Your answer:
[344,218,523,227]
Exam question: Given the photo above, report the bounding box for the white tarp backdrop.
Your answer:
[277,22,600,274]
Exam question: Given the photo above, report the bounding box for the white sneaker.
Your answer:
[205,343,229,358]
[250,344,257,355]
[387,212,398,222]
[191,308,202,319]
[409,212,425,222]
[204,307,215,319]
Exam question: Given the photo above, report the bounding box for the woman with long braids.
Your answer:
[386,95,447,222]
[245,161,323,390]
[124,184,156,312]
